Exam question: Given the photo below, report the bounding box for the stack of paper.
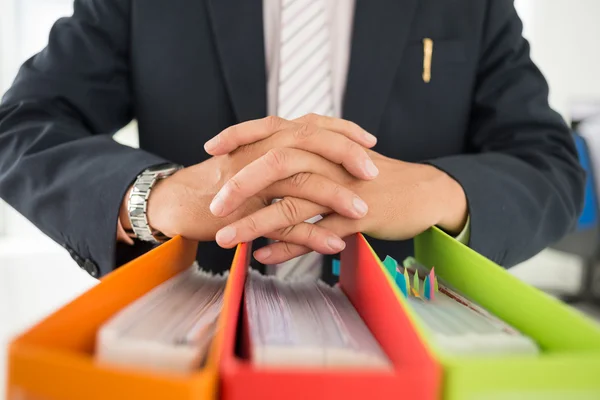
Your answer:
[245,270,392,369]
[390,257,539,356]
[406,291,539,355]
[96,263,227,373]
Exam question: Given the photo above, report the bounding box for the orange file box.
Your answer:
[6,236,248,400]
[219,234,441,400]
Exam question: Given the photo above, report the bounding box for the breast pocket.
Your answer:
[403,39,468,82]
[381,40,475,159]
[395,39,474,112]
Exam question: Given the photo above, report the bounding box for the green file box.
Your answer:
[407,227,600,400]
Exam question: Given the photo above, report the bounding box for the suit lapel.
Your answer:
[343,0,418,134]
[207,0,267,122]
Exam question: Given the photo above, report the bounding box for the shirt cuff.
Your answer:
[453,215,471,245]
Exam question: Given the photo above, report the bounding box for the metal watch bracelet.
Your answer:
[127,163,182,243]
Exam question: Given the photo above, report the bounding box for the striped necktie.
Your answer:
[273,0,334,280]
[277,0,334,119]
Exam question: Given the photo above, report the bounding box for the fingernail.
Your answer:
[204,135,220,152]
[363,132,377,146]
[327,237,346,252]
[352,197,369,216]
[254,247,272,262]
[364,159,379,178]
[216,226,236,245]
[209,193,225,216]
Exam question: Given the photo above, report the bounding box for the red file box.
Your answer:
[219,234,441,400]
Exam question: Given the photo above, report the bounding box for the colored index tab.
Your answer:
[395,272,408,297]
[332,259,341,277]
[429,268,437,297]
[413,271,420,293]
[423,276,431,300]
[383,255,398,278]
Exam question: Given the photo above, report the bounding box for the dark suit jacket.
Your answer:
[0,0,585,279]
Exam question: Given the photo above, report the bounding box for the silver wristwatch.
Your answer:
[127,163,182,243]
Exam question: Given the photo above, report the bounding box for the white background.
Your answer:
[1,0,600,397]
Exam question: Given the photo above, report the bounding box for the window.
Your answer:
[0,0,74,238]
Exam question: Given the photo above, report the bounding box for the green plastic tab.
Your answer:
[413,270,420,293]
[382,255,398,278]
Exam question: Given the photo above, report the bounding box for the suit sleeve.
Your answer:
[428,0,585,267]
[0,0,168,277]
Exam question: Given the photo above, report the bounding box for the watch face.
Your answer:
[147,163,181,174]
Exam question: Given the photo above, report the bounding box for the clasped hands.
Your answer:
[146,114,468,263]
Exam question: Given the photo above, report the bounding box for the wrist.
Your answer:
[435,170,468,235]
[145,177,176,237]
[120,186,133,231]
[116,186,135,244]
[125,163,182,243]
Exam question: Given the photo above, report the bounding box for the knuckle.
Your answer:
[289,172,312,189]
[277,198,301,225]
[245,215,260,235]
[304,113,320,123]
[263,148,288,172]
[305,224,318,242]
[263,115,284,132]
[281,241,295,257]
[277,224,296,239]
[293,122,317,141]
[227,176,244,194]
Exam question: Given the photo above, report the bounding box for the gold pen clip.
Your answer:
[422,38,433,83]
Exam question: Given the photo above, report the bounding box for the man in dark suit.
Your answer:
[0,0,584,281]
